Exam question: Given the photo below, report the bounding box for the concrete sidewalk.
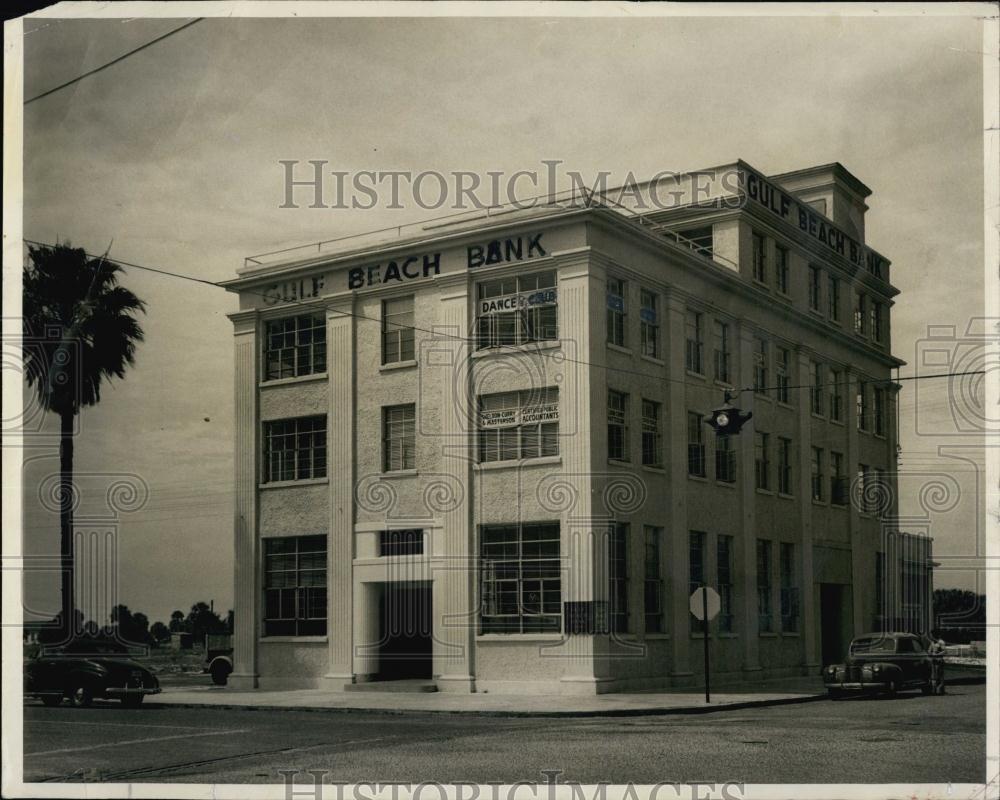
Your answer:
[150,677,827,717]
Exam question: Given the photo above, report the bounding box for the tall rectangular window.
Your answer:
[381,296,415,365]
[609,523,629,634]
[263,535,327,637]
[641,399,662,468]
[874,387,886,436]
[265,314,327,380]
[477,271,557,350]
[715,432,736,483]
[810,360,825,415]
[780,543,798,633]
[383,404,416,471]
[478,388,559,463]
[777,437,792,495]
[480,523,561,634]
[830,451,847,506]
[827,275,840,321]
[871,302,884,344]
[857,382,870,432]
[608,390,630,462]
[811,447,824,501]
[685,309,703,373]
[808,266,822,311]
[264,416,327,483]
[639,289,660,358]
[755,431,770,490]
[607,277,627,347]
[751,231,767,283]
[689,531,706,632]
[830,368,844,421]
[775,245,789,294]
[753,337,768,396]
[757,539,773,633]
[717,534,734,633]
[854,292,867,336]
[688,412,706,477]
[713,320,731,383]
[644,526,664,634]
[776,347,790,404]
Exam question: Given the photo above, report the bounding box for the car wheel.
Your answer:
[886,680,898,697]
[121,694,144,708]
[41,695,62,707]
[69,684,93,708]
[210,661,231,686]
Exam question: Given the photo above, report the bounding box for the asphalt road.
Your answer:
[21,682,986,785]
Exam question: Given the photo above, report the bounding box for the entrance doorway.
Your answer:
[820,583,845,666]
[377,581,432,680]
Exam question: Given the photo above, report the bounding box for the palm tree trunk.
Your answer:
[59,410,74,642]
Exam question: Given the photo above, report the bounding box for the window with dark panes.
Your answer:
[778,437,792,495]
[775,245,789,294]
[808,266,822,311]
[476,271,557,350]
[609,523,629,634]
[715,432,736,483]
[751,231,766,283]
[639,289,660,358]
[717,534,734,633]
[608,390,630,462]
[871,302,884,344]
[828,275,840,321]
[641,399,662,468]
[379,529,424,557]
[830,451,847,505]
[264,416,327,483]
[606,277,627,347]
[685,309,703,373]
[854,292,867,336]
[830,368,844,421]
[811,447,824,501]
[382,296,415,364]
[753,336,768,396]
[874,387,886,436]
[480,523,561,633]
[478,388,559,463]
[688,411,706,477]
[263,535,327,636]
[757,539,773,633]
[383,404,416,471]
[755,431,770,490]
[689,531,706,632]
[264,314,326,380]
[780,543,798,632]
[644,526,664,634]
[857,382,870,432]
[713,320,731,383]
[810,360,824,415]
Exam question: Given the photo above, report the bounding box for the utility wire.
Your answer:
[24,19,203,106]
[21,239,985,398]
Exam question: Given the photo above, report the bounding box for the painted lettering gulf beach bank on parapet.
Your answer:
[263,276,326,305]
[468,233,546,269]
[743,170,886,278]
[347,253,442,289]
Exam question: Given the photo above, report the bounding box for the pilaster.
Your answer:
[737,322,760,674]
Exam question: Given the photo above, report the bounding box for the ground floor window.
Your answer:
[717,534,734,633]
[263,535,327,637]
[644,526,664,634]
[480,522,561,633]
[757,539,773,633]
[780,542,799,632]
[609,523,629,634]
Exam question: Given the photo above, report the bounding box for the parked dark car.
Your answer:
[25,638,161,708]
[823,632,938,698]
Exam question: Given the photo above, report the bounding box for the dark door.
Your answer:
[378,583,432,680]
[820,584,844,666]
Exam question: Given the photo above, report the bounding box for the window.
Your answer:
[480,523,561,634]
[830,368,844,421]
[478,388,559,463]
[827,275,840,321]
[858,464,874,514]
[874,387,886,436]
[379,529,423,557]
[780,543,798,633]
[717,535,734,633]
[753,337,768,396]
[777,437,792,495]
[685,309,703,373]
[808,266,822,311]
[671,226,714,256]
[754,431,770,491]
[641,399,662,468]
[715,432,736,483]
[609,523,629,634]
[381,297,415,365]
[644,526,664,634]
[857,382,870,432]
[688,412,706,477]
[752,231,767,283]
[264,416,327,483]
[265,314,326,380]
[757,540,773,633]
[873,468,887,518]
[263,535,327,637]
[871,302,884,344]
[875,551,886,619]
[606,277,627,347]
[713,320,731,383]
[776,347,790,404]
[810,361,824,416]
[854,292,867,336]
[477,271,557,350]
[689,531,706,632]
[830,451,847,505]
[811,447,824,501]
[608,390,630,462]
[639,289,660,358]
[383,404,416,471]
[775,245,789,294]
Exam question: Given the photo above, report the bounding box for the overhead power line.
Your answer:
[24,19,203,106]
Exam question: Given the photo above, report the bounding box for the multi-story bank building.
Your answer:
[223,160,903,694]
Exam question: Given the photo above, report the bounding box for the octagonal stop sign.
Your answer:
[689,586,721,621]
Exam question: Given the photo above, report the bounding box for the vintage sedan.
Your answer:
[25,638,161,708]
[823,632,937,698]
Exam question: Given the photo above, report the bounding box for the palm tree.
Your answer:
[23,243,146,642]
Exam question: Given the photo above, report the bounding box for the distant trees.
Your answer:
[185,602,227,639]
[111,604,151,645]
[149,621,170,642]
[933,588,986,643]
[169,610,186,632]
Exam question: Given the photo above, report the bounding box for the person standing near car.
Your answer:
[928,633,946,694]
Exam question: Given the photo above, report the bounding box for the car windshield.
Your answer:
[850,637,897,655]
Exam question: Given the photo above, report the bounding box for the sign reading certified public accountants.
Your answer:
[480,402,559,428]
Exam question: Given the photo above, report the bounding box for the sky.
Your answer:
[15,9,990,627]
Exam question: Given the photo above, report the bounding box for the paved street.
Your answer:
[21,682,986,785]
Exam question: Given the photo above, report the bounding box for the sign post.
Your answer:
[689,585,721,704]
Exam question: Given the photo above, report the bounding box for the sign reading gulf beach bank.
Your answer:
[743,169,886,278]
